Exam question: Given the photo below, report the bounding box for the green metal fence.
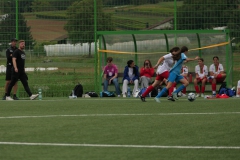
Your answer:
[0,0,239,97]
[97,30,232,93]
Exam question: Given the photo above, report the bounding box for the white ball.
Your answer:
[187,92,196,102]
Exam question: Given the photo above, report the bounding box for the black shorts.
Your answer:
[5,65,13,81]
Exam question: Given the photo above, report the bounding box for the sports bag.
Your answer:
[100,91,115,97]
[85,91,98,97]
[218,83,236,97]
[70,83,83,97]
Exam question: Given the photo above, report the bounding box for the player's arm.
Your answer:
[110,72,118,81]
[154,56,165,69]
[185,56,199,63]
[195,66,199,78]
[12,57,18,72]
[6,49,12,59]
[219,65,225,75]
[204,66,208,78]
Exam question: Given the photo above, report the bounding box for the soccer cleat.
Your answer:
[30,94,39,100]
[195,94,200,97]
[6,96,13,101]
[172,92,178,100]
[154,97,160,103]
[13,96,19,100]
[140,95,146,102]
[2,95,6,100]
[181,93,187,97]
[212,94,216,98]
[167,96,175,101]
[117,95,121,97]
[123,94,126,98]
[201,93,205,98]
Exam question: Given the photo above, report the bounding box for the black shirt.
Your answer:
[12,49,26,71]
[6,46,18,66]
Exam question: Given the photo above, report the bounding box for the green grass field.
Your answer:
[0,97,240,159]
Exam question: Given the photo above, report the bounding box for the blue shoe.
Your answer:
[154,97,160,103]
[172,92,178,100]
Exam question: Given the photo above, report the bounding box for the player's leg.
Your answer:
[211,78,217,96]
[168,82,176,96]
[181,77,188,96]
[13,82,19,100]
[6,78,18,100]
[122,79,129,97]
[103,78,109,92]
[140,79,160,102]
[154,81,173,103]
[3,66,12,100]
[216,73,226,83]
[194,78,200,97]
[112,78,121,97]
[19,72,32,97]
[3,81,10,100]
[201,78,207,97]
[141,71,169,98]
[154,72,175,103]
[141,71,169,102]
[132,79,139,96]
[140,76,150,88]
[172,76,189,100]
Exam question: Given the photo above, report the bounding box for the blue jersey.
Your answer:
[170,53,187,75]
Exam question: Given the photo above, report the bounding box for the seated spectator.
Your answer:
[103,57,121,97]
[208,56,226,96]
[194,58,208,97]
[139,59,155,88]
[122,60,139,97]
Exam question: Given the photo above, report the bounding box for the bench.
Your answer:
[179,72,226,92]
[102,72,225,93]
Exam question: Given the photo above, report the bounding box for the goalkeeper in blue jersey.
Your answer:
[154,46,199,103]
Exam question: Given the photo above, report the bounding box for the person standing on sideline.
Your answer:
[122,60,139,97]
[6,40,39,100]
[140,47,180,102]
[103,57,121,97]
[155,46,199,103]
[208,56,226,96]
[139,59,155,88]
[194,58,208,97]
[2,38,19,100]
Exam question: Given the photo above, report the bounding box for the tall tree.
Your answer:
[64,0,115,57]
[0,4,34,51]
[177,0,240,32]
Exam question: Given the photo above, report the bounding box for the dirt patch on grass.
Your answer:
[27,19,67,42]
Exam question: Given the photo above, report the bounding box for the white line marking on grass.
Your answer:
[0,142,239,149]
[0,112,240,119]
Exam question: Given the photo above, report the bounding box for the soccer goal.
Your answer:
[95,30,232,93]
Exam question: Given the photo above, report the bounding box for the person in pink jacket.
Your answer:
[139,60,155,88]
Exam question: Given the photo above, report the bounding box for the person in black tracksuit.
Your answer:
[6,40,39,100]
[2,38,19,100]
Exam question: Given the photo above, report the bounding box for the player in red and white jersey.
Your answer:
[208,56,226,96]
[140,47,180,102]
[194,58,208,97]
